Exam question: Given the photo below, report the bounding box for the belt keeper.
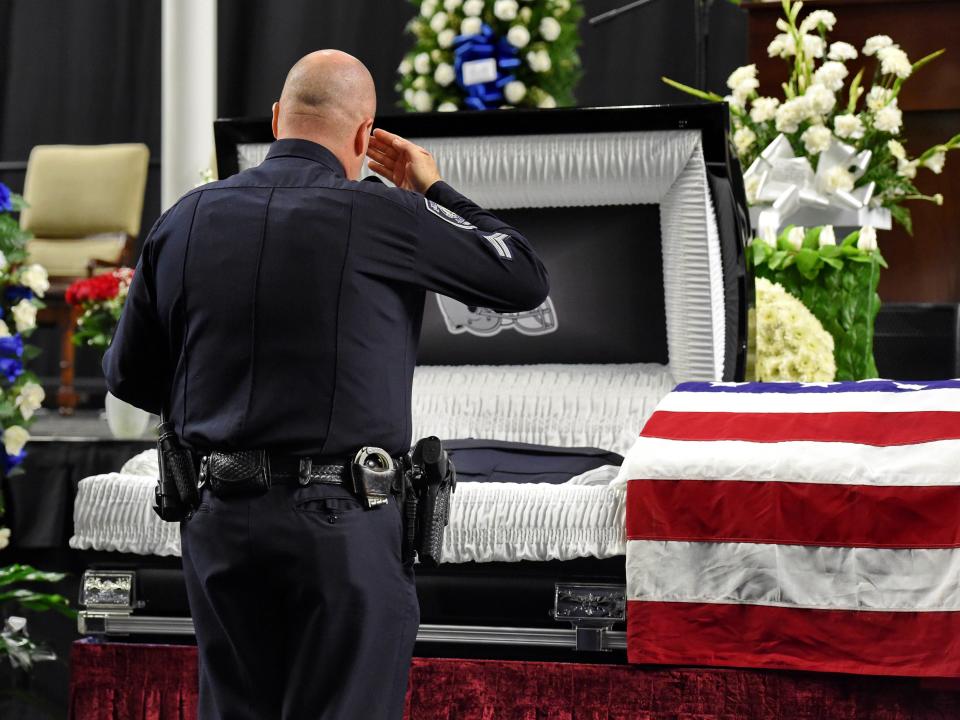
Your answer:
[298,458,312,486]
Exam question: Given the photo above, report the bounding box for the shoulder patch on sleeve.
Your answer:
[424,198,477,230]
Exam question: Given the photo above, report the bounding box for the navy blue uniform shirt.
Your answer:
[103,138,549,457]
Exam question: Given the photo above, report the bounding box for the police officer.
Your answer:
[103,49,549,719]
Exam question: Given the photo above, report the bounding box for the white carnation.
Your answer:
[799,10,836,34]
[430,49,442,62]
[12,300,36,333]
[504,80,527,104]
[833,114,864,140]
[805,84,836,117]
[863,35,893,56]
[19,264,49,297]
[444,0,462,11]
[429,11,448,33]
[775,96,810,134]
[0,321,10,339]
[414,52,432,75]
[824,166,855,193]
[420,0,438,17]
[801,125,833,155]
[802,34,826,59]
[813,61,848,92]
[553,0,571,14]
[437,28,456,48]
[866,86,893,111]
[462,0,484,16]
[924,151,947,175]
[413,89,434,113]
[887,139,906,161]
[412,76,427,90]
[733,126,757,156]
[520,6,532,22]
[434,63,455,87]
[873,104,903,134]
[3,425,29,457]
[818,225,837,247]
[398,58,413,75]
[537,93,556,109]
[767,33,796,59]
[877,45,912,79]
[438,102,459,112]
[857,225,878,252]
[14,382,44,421]
[828,41,858,62]
[727,64,756,91]
[403,88,416,106]
[539,16,562,42]
[786,225,805,250]
[494,0,518,21]
[750,96,780,123]
[460,16,483,35]
[527,49,552,73]
[507,24,530,48]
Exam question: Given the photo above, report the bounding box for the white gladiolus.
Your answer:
[725,94,745,112]
[924,151,947,175]
[775,96,810,134]
[12,300,36,333]
[877,45,912,79]
[19,264,49,297]
[504,80,527,104]
[799,10,837,34]
[813,61,848,92]
[727,64,756,91]
[824,166,855,193]
[805,84,836,117]
[898,159,918,179]
[857,226,878,252]
[828,41,858,62]
[444,0,462,11]
[438,102,459,112]
[933,193,944,206]
[463,0,484,16]
[863,35,894,56]
[873,104,903,134]
[538,93,556,109]
[801,125,833,155]
[398,58,413,75]
[507,24,530,48]
[802,35,826,59]
[818,225,837,247]
[434,63,455,87]
[767,33,796,58]
[733,126,757,156]
[833,114,865,140]
[429,11,448,33]
[413,89,434,112]
[461,16,483,35]
[866,86,893,111]
[750,96,780,123]
[887,139,906,161]
[14,382,44,421]
[527,49,552,73]
[494,0,518,21]
[414,52,431,75]
[539,16,562,42]
[3,425,29,457]
[786,226,805,250]
[437,29,456,48]
[0,321,10,339]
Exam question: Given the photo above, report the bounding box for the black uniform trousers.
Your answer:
[180,481,420,719]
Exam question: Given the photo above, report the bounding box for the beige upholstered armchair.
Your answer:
[19,143,150,413]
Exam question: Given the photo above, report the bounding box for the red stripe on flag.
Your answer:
[641,411,960,446]
[626,479,960,548]
[627,600,960,677]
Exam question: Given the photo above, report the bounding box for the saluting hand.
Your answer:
[366,129,442,194]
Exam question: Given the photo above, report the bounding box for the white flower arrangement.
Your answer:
[664,0,959,234]
[398,0,583,112]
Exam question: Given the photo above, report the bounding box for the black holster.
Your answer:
[402,436,456,567]
[153,419,201,522]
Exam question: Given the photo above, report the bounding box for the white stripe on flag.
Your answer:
[626,539,960,612]
[612,437,960,488]
[656,389,960,414]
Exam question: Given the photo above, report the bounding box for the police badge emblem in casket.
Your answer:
[436,295,558,337]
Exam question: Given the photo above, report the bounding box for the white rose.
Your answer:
[460,16,483,35]
[877,45,912,79]
[398,58,413,75]
[828,42,858,62]
[539,16,562,42]
[817,226,836,248]
[786,226,805,250]
[537,93,556,109]
[805,84,836,117]
[0,321,10,339]
[434,62,455,87]
[19,264,49,297]
[504,80,527,104]
[887,139,906,161]
[924,151,947,175]
[857,226,878,252]
[12,300,36,333]
[437,28,456,48]
[801,125,833,155]
[527,49,552,73]
[866,86,893,111]
[733,126,757,156]
[421,0,438,17]
[863,35,893,56]
[824,166,855,193]
[802,35,826,59]
[833,114,864,140]
[813,61,848,93]
[507,24,530,48]
[494,0,518,20]
[799,10,837,34]
[414,52,432,75]
[873,104,903,134]
[3,425,29,457]
[429,11,448,33]
[413,89,434,112]
[14,382,44,421]
[403,88,416,106]
[463,0,484,16]
[438,102,459,112]
[767,33,796,59]
[443,0,462,11]
[0,527,9,551]
[750,96,780,123]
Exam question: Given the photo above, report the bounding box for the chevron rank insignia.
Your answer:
[482,232,513,260]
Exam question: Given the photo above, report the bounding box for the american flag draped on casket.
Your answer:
[620,379,960,677]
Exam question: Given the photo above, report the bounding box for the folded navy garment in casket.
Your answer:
[444,440,623,485]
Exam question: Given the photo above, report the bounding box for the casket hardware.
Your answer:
[552,583,626,652]
[78,570,138,615]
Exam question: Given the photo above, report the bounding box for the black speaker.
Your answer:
[874,303,960,380]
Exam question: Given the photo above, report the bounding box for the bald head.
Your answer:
[272,50,377,179]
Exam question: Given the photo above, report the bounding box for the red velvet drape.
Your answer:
[70,641,960,720]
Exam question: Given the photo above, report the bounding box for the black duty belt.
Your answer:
[269,454,352,486]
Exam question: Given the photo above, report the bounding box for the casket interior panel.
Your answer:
[73,105,750,654]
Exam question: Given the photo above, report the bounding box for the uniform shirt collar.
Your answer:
[265,138,346,177]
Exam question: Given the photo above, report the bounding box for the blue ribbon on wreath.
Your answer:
[453,23,522,110]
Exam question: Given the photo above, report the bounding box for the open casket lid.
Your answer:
[215,105,752,453]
